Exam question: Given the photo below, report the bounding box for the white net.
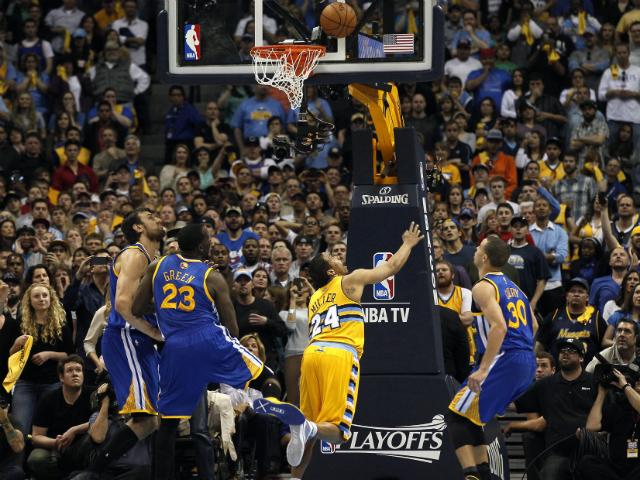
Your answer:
[251,46,325,109]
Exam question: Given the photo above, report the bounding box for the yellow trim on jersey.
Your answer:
[113,244,149,277]
[152,256,168,287]
[161,415,191,419]
[120,381,158,415]
[203,268,216,303]
[480,275,501,304]
[177,254,200,263]
[449,387,484,426]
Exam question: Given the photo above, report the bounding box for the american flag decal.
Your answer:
[383,34,414,54]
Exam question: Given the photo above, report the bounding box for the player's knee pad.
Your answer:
[445,410,486,449]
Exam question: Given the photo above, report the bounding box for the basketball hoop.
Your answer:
[251,45,326,109]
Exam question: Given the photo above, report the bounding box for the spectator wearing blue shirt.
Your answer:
[164,85,205,163]
[603,157,629,213]
[465,48,513,113]
[232,85,287,148]
[451,11,491,60]
[529,197,569,318]
[15,52,50,115]
[589,247,630,314]
[215,206,260,269]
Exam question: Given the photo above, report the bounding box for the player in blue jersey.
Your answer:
[72,208,165,480]
[446,237,538,480]
[131,223,283,480]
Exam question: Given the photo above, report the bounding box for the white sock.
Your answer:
[306,420,318,438]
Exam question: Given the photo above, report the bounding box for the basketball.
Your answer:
[320,2,357,38]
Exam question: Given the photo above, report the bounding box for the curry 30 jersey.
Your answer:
[153,254,219,338]
[307,276,365,358]
[474,272,535,354]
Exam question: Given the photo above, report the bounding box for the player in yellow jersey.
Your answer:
[255,222,423,479]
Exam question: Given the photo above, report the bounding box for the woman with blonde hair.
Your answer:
[12,92,46,138]
[160,144,191,191]
[10,283,74,436]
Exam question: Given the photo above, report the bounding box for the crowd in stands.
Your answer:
[0,0,640,478]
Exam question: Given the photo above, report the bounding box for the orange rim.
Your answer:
[251,45,326,76]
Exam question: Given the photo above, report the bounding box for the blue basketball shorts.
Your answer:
[158,325,264,418]
[102,327,160,415]
[449,349,536,426]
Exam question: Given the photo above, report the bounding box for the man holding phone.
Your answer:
[62,251,111,384]
[232,269,288,372]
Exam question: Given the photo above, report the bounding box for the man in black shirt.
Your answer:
[508,217,551,313]
[516,338,598,480]
[0,401,25,480]
[28,355,96,480]
[232,269,287,371]
[578,370,640,480]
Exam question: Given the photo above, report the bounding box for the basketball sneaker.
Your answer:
[287,419,318,467]
[252,397,306,425]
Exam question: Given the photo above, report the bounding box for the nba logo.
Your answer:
[185,25,200,60]
[373,253,394,300]
[320,441,335,454]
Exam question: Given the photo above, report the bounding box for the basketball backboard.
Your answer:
[157,0,444,85]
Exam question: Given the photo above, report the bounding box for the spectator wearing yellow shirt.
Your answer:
[435,141,462,184]
[538,137,565,187]
[93,0,124,34]
[53,127,91,166]
[616,0,640,41]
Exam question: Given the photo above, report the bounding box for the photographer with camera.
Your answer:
[62,251,111,386]
[577,368,640,479]
[86,376,152,480]
[587,320,638,372]
[0,398,25,480]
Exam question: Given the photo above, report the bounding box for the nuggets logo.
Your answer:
[180,262,188,269]
[185,25,200,60]
[373,253,394,300]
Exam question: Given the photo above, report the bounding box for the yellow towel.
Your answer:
[521,20,534,45]
[578,11,586,35]
[57,64,67,82]
[611,64,619,80]
[3,336,33,392]
[29,72,37,88]
[576,306,595,324]
[479,151,490,164]
[542,44,560,64]
[407,9,418,35]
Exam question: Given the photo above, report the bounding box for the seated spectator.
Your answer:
[28,355,94,480]
[466,49,512,114]
[516,338,598,480]
[44,0,85,55]
[442,39,482,90]
[87,89,134,131]
[232,85,286,150]
[507,1,544,66]
[569,100,609,168]
[270,247,293,289]
[471,130,518,199]
[0,398,25,480]
[537,277,606,366]
[111,0,148,69]
[232,270,286,371]
[529,198,569,317]
[569,237,606,286]
[159,144,191,191]
[578,358,640,480]
[87,380,153,480]
[476,176,519,224]
[83,102,127,156]
[598,43,640,152]
[52,140,99,193]
[193,101,231,157]
[12,92,46,138]
[15,52,50,117]
[49,54,91,123]
[17,19,54,75]
[568,28,610,91]
[538,137,565,188]
[451,10,490,59]
[49,92,86,132]
[589,318,638,372]
[10,284,75,437]
[221,334,286,479]
[561,73,598,130]
[605,123,637,180]
[54,127,92,167]
[515,99,547,146]
[551,151,598,220]
[235,237,271,273]
[601,270,640,325]
[68,23,97,75]
[515,131,545,170]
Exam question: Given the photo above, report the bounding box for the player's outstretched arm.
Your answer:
[117,251,162,341]
[206,270,239,338]
[342,222,423,301]
[132,260,160,318]
[467,281,508,393]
